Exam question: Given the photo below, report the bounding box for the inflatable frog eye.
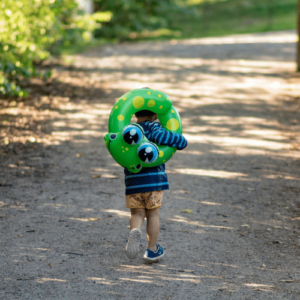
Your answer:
[104,88,182,173]
[123,124,144,145]
[138,142,159,164]
[110,133,117,140]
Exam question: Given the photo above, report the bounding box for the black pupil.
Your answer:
[138,147,154,162]
[136,164,142,169]
[110,134,116,139]
[124,130,139,144]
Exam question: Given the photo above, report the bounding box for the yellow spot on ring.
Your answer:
[163,159,166,163]
[117,115,125,121]
[167,97,170,100]
[171,110,175,113]
[159,105,163,109]
[147,100,155,107]
[115,106,118,109]
[122,97,127,100]
[159,151,164,158]
[133,96,145,109]
[166,118,179,131]
[125,147,128,151]
[147,91,151,95]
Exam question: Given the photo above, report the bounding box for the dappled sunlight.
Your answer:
[168,215,234,230]
[170,168,247,179]
[69,217,93,222]
[103,209,130,217]
[113,264,224,285]
[244,283,275,292]
[1,31,299,298]
[92,167,120,179]
[36,278,67,283]
[201,201,223,206]
[119,278,156,284]
[88,277,118,285]
[182,31,297,45]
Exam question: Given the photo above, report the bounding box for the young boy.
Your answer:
[125,109,188,262]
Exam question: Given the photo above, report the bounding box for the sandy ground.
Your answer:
[0,31,300,300]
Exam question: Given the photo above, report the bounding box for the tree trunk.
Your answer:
[297,0,300,71]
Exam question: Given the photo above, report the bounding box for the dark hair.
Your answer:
[135,110,156,117]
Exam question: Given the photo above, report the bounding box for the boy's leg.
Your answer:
[125,208,145,259]
[130,208,146,230]
[146,207,160,252]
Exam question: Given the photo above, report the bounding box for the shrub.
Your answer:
[0,0,100,97]
[94,0,181,39]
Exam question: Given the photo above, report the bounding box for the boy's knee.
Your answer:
[146,207,160,218]
[131,208,146,219]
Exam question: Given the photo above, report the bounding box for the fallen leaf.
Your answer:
[180,208,193,213]
[49,263,52,267]
[76,153,84,157]
[241,224,249,227]
[91,175,101,179]
[49,196,56,200]
[89,218,98,221]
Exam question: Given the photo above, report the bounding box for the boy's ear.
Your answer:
[152,114,158,121]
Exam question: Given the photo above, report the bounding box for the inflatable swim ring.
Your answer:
[104,88,182,173]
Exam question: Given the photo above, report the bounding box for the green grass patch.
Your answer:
[167,0,297,39]
[60,38,117,56]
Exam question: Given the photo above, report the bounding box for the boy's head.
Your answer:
[135,110,157,122]
[134,88,157,121]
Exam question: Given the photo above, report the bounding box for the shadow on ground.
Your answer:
[0,31,300,299]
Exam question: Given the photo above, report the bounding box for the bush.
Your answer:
[94,0,181,39]
[0,0,100,97]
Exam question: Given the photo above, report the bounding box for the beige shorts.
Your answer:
[126,191,163,209]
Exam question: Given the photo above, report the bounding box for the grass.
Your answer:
[60,38,117,56]
[131,0,298,41]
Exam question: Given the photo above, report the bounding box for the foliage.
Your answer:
[94,0,182,39]
[0,0,101,97]
[171,0,297,39]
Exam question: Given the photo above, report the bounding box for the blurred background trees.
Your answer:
[0,0,298,98]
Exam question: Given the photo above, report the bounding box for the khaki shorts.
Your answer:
[126,191,163,209]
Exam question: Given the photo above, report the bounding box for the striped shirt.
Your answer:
[124,121,188,195]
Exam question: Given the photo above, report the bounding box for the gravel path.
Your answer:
[0,31,300,299]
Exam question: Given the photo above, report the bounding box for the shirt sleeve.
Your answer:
[146,121,188,150]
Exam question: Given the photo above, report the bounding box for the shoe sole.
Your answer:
[125,229,142,259]
[143,252,164,262]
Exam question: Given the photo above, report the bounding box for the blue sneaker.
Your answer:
[143,244,164,262]
[125,229,142,259]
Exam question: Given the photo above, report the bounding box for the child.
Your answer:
[125,109,188,262]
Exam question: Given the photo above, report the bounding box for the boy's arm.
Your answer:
[147,122,188,150]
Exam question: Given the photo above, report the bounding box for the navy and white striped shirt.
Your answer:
[124,121,188,195]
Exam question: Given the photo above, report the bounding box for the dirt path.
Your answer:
[1,31,300,299]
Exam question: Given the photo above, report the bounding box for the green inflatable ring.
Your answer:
[104,88,182,173]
